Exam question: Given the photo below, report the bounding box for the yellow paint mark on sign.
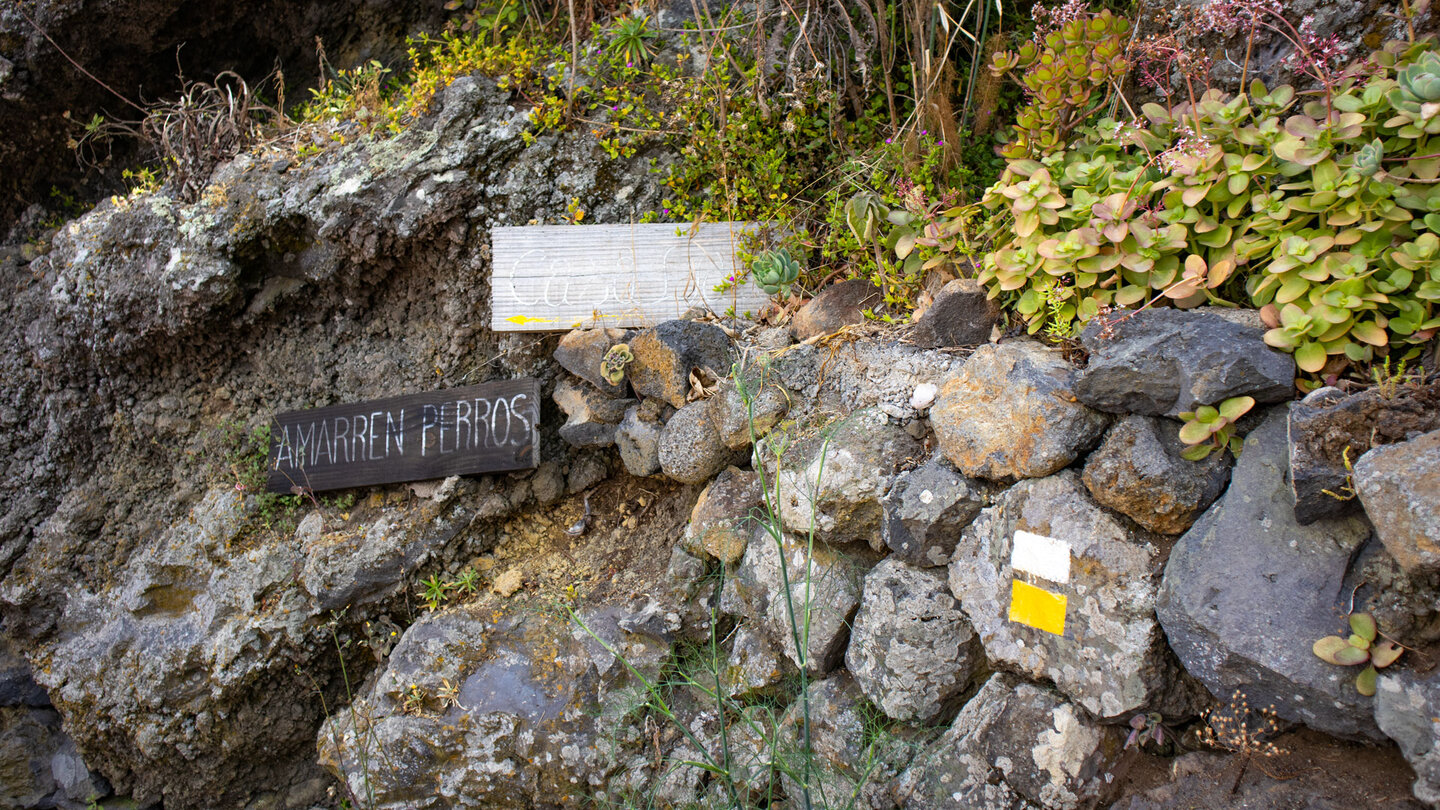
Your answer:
[506,315,554,326]
[1009,579,1067,636]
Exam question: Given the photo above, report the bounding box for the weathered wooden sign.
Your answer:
[490,222,772,331]
[266,379,540,493]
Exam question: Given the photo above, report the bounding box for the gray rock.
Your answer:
[1287,381,1440,524]
[663,545,721,644]
[846,559,981,723]
[579,602,674,689]
[910,278,1001,348]
[790,279,882,342]
[894,673,1122,810]
[628,320,734,408]
[1288,386,1365,523]
[0,643,49,708]
[23,483,480,807]
[930,341,1109,482]
[681,468,762,565]
[949,471,1191,719]
[0,706,104,810]
[711,373,790,450]
[881,454,994,567]
[318,606,612,809]
[772,408,922,547]
[554,328,631,397]
[1355,429,1440,575]
[657,399,737,485]
[775,672,914,810]
[1081,415,1232,535]
[722,622,794,698]
[553,376,634,449]
[1075,308,1295,417]
[1157,407,1382,740]
[1377,670,1440,806]
[614,402,664,477]
[721,527,867,675]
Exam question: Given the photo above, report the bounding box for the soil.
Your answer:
[1110,727,1424,809]
[464,473,704,611]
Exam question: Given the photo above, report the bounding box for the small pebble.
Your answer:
[910,382,938,410]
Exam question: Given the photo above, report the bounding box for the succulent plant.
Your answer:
[991,9,1132,158]
[599,343,633,386]
[1178,395,1254,460]
[1354,138,1385,178]
[843,192,888,244]
[978,20,1440,370]
[751,248,802,298]
[1313,612,1404,696]
[1387,50,1440,134]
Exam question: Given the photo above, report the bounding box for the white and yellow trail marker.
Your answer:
[1006,530,1071,636]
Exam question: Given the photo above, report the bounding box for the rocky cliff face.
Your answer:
[0,69,672,806]
[0,0,449,228]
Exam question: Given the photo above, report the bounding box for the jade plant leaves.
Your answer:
[1313,635,1370,666]
[980,23,1440,375]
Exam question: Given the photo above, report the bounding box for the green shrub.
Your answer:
[978,35,1440,374]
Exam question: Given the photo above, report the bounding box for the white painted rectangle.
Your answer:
[490,222,773,331]
[1010,530,1071,584]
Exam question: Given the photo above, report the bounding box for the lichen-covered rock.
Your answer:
[711,373,789,450]
[722,622,793,699]
[615,401,665,477]
[775,672,915,810]
[846,559,981,723]
[1354,429,1440,575]
[1287,382,1440,524]
[13,482,482,807]
[1081,415,1231,535]
[1074,308,1295,417]
[657,399,737,485]
[910,278,1001,349]
[554,376,634,449]
[721,527,868,675]
[627,320,734,408]
[895,673,1123,810]
[790,279,882,342]
[930,341,1109,482]
[681,468,762,565]
[949,471,1192,720]
[662,545,720,644]
[1157,407,1381,740]
[318,605,632,809]
[772,408,922,547]
[554,328,631,397]
[881,453,995,567]
[1377,669,1440,806]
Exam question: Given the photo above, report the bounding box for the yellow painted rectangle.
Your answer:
[1009,579,1067,636]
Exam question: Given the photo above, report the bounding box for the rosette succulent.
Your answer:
[1388,50,1440,134]
[599,343,634,386]
[751,248,801,297]
[1354,138,1385,178]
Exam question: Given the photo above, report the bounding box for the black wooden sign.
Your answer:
[266,379,540,493]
